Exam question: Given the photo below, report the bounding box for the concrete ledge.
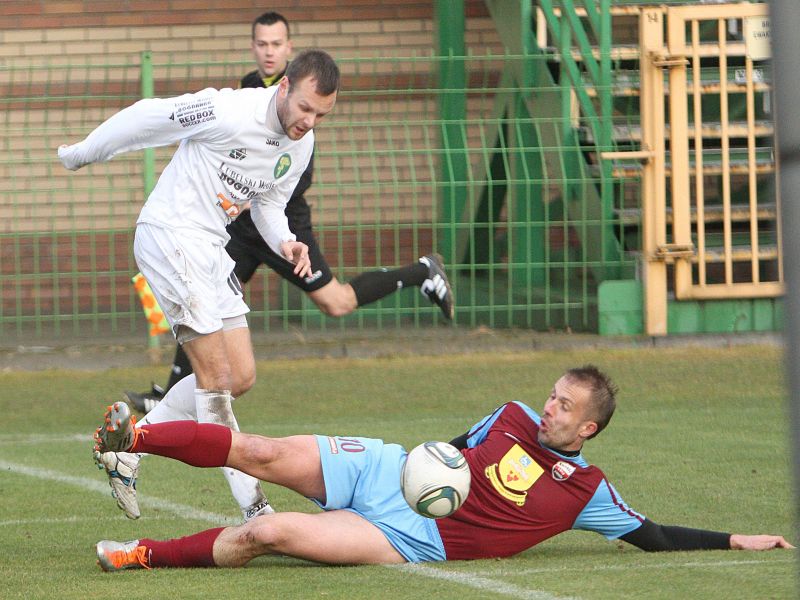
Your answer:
[0,327,783,372]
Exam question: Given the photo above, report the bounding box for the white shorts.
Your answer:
[133,223,249,338]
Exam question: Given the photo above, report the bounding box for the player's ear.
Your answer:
[278,76,290,96]
[579,420,598,440]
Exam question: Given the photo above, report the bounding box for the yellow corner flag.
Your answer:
[132,272,170,337]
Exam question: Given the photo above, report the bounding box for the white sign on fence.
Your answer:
[744,15,771,61]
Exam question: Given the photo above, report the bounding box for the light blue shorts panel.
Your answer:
[313,435,446,563]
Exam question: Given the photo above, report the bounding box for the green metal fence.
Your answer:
[0,49,639,342]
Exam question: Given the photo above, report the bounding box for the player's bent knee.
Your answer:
[241,514,290,554]
[309,282,358,318]
[215,520,283,567]
[228,359,256,397]
[231,371,255,398]
[312,297,353,318]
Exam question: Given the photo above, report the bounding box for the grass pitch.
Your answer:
[0,344,795,599]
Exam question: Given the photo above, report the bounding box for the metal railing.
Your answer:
[0,51,633,340]
[630,2,780,334]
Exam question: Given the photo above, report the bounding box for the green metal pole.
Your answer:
[598,0,618,278]
[140,51,156,197]
[511,5,547,291]
[140,51,159,349]
[435,0,468,267]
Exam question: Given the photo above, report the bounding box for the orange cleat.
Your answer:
[96,540,150,572]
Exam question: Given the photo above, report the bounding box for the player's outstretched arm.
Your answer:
[621,519,794,551]
[57,96,201,171]
[729,534,795,550]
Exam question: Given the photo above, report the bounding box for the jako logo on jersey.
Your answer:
[551,460,576,481]
[265,139,280,147]
[485,443,543,506]
[229,148,247,160]
[274,153,292,178]
[304,270,323,285]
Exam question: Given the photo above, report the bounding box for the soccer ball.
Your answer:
[400,441,471,519]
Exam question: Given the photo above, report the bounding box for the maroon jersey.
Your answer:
[436,401,643,560]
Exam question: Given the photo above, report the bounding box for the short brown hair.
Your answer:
[285,49,340,96]
[565,365,617,439]
[251,11,290,39]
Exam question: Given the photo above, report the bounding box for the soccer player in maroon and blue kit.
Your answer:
[92,365,792,571]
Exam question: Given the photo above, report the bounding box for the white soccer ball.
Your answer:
[400,441,471,519]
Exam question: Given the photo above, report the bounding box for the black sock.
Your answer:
[349,262,429,306]
[165,344,194,393]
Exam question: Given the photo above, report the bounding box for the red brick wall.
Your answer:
[0,226,433,316]
[0,1,489,29]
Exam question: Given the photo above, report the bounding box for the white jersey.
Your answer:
[58,86,313,255]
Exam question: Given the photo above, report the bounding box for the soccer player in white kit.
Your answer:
[58,49,340,521]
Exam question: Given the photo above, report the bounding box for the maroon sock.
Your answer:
[141,527,225,568]
[131,421,232,467]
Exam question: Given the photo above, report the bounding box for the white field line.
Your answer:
[0,515,187,527]
[395,557,796,600]
[505,557,796,575]
[0,433,91,445]
[2,455,573,600]
[394,563,577,600]
[0,460,238,526]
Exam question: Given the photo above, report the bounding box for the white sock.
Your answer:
[120,375,199,465]
[195,388,267,512]
[140,374,198,425]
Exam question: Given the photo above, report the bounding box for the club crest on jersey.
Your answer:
[551,460,576,481]
[274,153,292,179]
[485,443,543,506]
[228,148,247,160]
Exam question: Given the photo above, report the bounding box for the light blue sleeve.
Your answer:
[465,406,506,447]
[466,401,540,447]
[573,480,645,539]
